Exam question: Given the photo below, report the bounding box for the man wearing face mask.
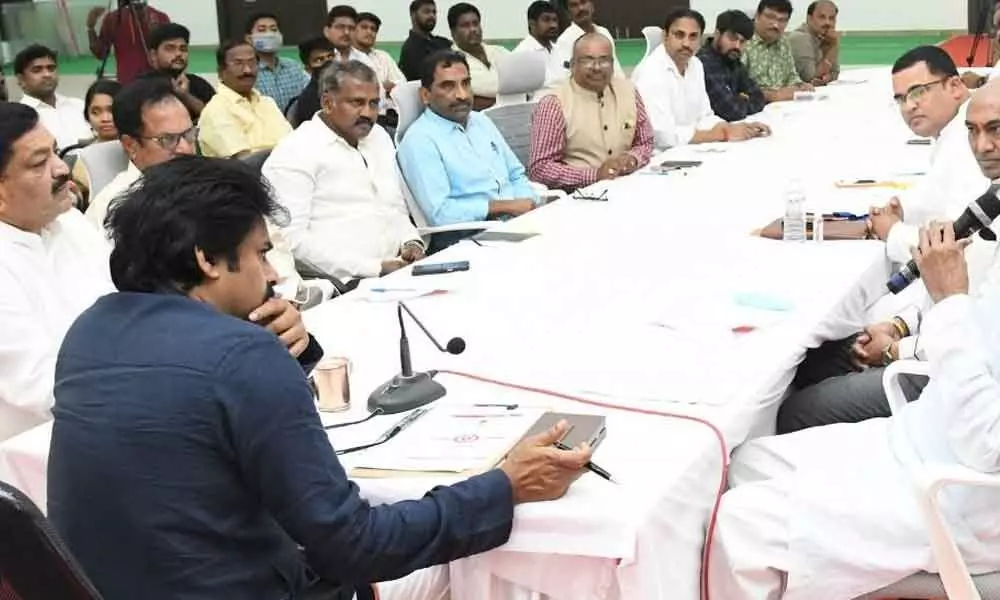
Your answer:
[264,61,424,284]
[529,33,654,191]
[246,13,309,115]
[143,24,215,120]
[448,2,509,111]
[697,10,767,122]
[198,40,292,159]
[0,102,114,442]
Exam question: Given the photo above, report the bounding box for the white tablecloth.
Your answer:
[0,66,932,599]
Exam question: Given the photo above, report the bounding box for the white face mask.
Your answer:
[251,32,283,53]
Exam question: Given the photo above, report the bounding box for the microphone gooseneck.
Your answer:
[887,186,1000,294]
[397,304,413,377]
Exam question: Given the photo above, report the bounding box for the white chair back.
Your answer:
[391,80,426,145]
[396,158,432,235]
[495,51,548,105]
[483,101,538,169]
[642,26,663,58]
[76,141,129,200]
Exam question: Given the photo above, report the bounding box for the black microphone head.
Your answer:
[446,337,466,355]
[955,186,1000,237]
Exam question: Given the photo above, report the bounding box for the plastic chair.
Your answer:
[240,149,272,173]
[494,51,548,105]
[0,481,103,599]
[642,26,663,58]
[74,141,128,201]
[395,159,491,243]
[852,361,1000,600]
[391,81,425,146]
[483,101,539,169]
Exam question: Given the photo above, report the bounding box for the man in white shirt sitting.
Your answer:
[868,46,991,278]
[0,102,113,442]
[512,1,563,89]
[711,86,1000,596]
[631,8,770,149]
[263,61,425,284]
[449,2,509,110]
[14,45,92,151]
[554,0,623,81]
[353,12,407,109]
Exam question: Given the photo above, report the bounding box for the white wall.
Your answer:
[691,0,968,33]
[151,0,969,46]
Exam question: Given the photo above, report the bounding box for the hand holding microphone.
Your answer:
[910,221,972,304]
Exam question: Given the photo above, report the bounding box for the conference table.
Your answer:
[0,66,940,599]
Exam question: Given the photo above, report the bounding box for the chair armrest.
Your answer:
[416,222,492,236]
[882,360,931,416]
[912,463,1000,600]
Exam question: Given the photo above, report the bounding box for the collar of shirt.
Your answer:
[217,83,263,106]
[0,217,53,251]
[19,93,71,111]
[258,56,294,72]
[517,35,552,53]
[421,106,481,133]
[795,23,823,44]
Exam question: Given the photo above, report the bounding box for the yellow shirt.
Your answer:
[198,84,292,158]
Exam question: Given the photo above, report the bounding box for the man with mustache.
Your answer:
[709,79,1000,600]
[777,46,990,434]
[697,10,767,122]
[263,61,425,284]
[0,102,114,442]
[14,45,92,151]
[788,0,840,86]
[398,50,538,251]
[554,0,623,81]
[142,23,215,120]
[398,0,452,82]
[529,33,653,191]
[198,40,292,159]
[449,2,509,111]
[513,1,564,89]
[632,8,770,149]
[743,0,814,103]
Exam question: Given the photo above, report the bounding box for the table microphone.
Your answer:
[887,185,1000,294]
[367,302,466,415]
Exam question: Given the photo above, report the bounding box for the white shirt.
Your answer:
[554,23,624,82]
[512,35,564,89]
[0,210,113,442]
[357,47,406,112]
[885,99,993,286]
[263,116,420,281]
[456,44,510,98]
[84,162,302,291]
[630,46,723,148]
[19,93,92,151]
[338,48,387,108]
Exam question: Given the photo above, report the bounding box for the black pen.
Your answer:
[554,441,617,483]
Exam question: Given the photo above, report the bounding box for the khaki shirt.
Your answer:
[787,23,840,83]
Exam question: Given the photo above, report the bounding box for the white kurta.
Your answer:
[712,288,1000,599]
[263,117,420,281]
[553,23,624,81]
[0,210,113,442]
[885,100,993,283]
[630,46,723,148]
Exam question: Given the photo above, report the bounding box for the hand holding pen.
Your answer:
[500,420,593,504]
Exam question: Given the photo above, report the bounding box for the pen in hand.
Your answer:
[554,441,617,483]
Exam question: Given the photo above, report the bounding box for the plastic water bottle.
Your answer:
[782,179,807,242]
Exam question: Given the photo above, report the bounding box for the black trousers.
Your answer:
[777,337,929,434]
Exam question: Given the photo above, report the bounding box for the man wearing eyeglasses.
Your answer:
[529,33,653,191]
[198,40,292,159]
[868,46,989,271]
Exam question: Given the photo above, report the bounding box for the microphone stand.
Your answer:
[969,0,994,67]
[367,304,448,414]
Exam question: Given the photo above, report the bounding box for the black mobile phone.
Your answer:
[411,260,470,276]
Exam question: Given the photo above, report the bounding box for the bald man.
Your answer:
[788,0,840,85]
[528,33,653,191]
[709,78,1000,600]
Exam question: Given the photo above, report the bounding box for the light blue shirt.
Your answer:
[398,108,537,225]
[254,56,310,114]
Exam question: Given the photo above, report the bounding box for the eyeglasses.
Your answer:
[141,126,198,151]
[572,189,608,202]
[575,57,613,69]
[893,78,948,106]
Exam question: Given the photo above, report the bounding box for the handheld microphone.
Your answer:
[367,302,466,415]
[887,186,1000,294]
